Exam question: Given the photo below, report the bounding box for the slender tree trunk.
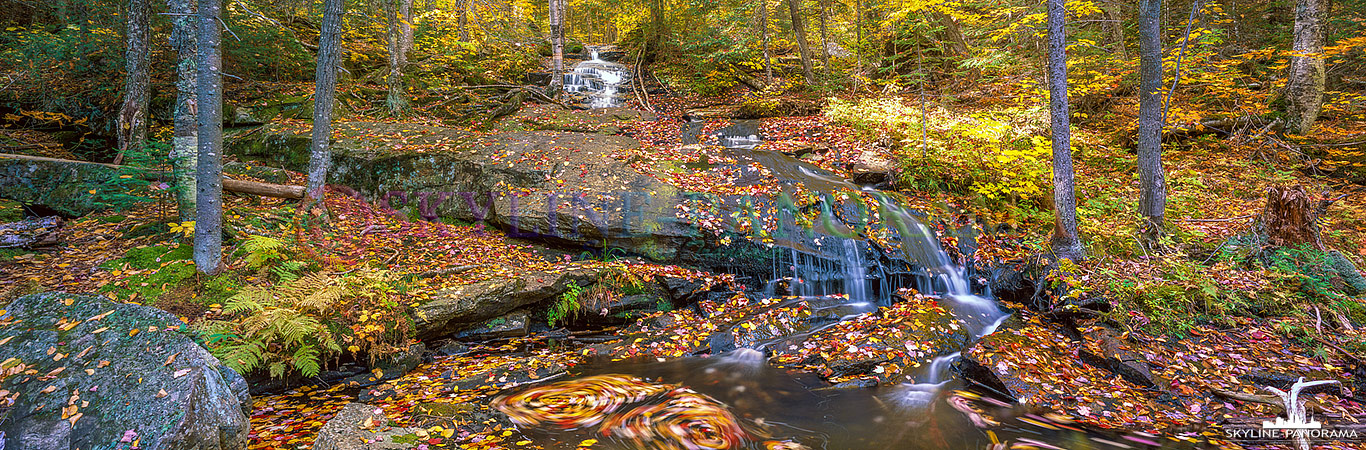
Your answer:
[457,0,470,41]
[383,0,409,115]
[1137,0,1166,247]
[400,0,414,56]
[116,0,150,166]
[306,0,344,201]
[759,0,772,83]
[855,0,863,88]
[1047,0,1083,262]
[817,0,832,74]
[195,0,224,274]
[785,0,815,83]
[1101,0,1128,60]
[648,0,663,57]
[169,0,198,222]
[1285,0,1326,134]
[549,0,564,91]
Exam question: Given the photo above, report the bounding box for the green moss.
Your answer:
[0,199,22,222]
[99,244,197,304]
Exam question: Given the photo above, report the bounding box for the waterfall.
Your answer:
[561,45,630,108]
[840,239,868,304]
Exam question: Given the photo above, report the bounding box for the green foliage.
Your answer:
[826,98,1050,207]
[1093,252,1253,336]
[198,269,416,379]
[239,234,313,281]
[548,282,584,327]
[1265,245,1366,300]
[85,141,171,212]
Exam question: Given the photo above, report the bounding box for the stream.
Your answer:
[480,58,1192,449]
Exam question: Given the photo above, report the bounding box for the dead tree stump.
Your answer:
[1262,185,1322,249]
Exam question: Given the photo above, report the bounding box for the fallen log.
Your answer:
[0,216,61,249]
[1166,116,1279,138]
[0,153,304,199]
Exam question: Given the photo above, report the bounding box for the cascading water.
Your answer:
[561,46,631,108]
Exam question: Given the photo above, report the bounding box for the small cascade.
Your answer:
[840,239,869,304]
[561,46,631,108]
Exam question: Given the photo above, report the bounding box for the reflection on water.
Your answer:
[494,352,1192,450]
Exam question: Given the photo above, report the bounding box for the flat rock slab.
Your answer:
[0,292,251,450]
[312,403,421,450]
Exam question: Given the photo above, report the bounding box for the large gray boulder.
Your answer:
[227,122,702,261]
[0,292,251,450]
[312,403,420,450]
[415,267,599,340]
[0,155,117,217]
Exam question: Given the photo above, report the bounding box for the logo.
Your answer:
[1223,377,1359,450]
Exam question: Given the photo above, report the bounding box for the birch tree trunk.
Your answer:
[384,0,410,115]
[785,0,815,84]
[1137,0,1167,247]
[1285,0,1326,134]
[457,0,470,41]
[306,0,344,201]
[195,0,224,274]
[169,0,198,222]
[549,0,564,91]
[1047,0,1083,262]
[400,0,414,57]
[116,0,150,166]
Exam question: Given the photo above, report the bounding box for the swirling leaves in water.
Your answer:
[599,388,748,450]
[492,374,670,430]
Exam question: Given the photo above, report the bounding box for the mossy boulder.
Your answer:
[0,155,115,217]
[0,292,251,450]
[226,121,702,262]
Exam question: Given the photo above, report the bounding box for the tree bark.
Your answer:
[116,0,150,166]
[1047,0,1083,262]
[1285,0,1326,134]
[1262,185,1322,249]
[817,0,832,74]
[931,9,970,57]
[549,0,564,91]
[400,0,413,56]
[196,0,224,274]
[169,0,198,222]
[759,0,773,83]
[785,0,815,84]
[306,0,344,201]
[457,0,471,41]
[383,0,410,115]
[0,217,62,249]
[1137,0,1167,248]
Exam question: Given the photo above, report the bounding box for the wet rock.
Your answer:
[312,403,421,450]
[770,296,971,384]
[416,268,598,339]
[434,340,473,357]
[452,312,530,340]
[847,151,894,185]
[0,292,251,450]
[1079,326,1159,389]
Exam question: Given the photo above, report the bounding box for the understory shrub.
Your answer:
[197,269,417,379]
[825,98,1050,207]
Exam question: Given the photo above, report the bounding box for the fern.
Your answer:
[198,268,415,380]
[242,235,286,270]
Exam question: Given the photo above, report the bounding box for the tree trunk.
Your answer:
[855,0,863,88]
[307,0,344,201]
[457,0,470,41]
[930,9,969,57]
[195,0,224,275]
[383,0,410,115]
[817,0,832,74]
[1285,0,1326,134]
[400,0,413,56]
[1137,0,1167,248]
[1047,0,1083,262]
[759,0,772,83]
[785,0,815,84]
[549,0,564,91]
[1101,0,1127,60]
[169,0,198,222]
[1262,186,1322,249]
[116,0,150,166]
